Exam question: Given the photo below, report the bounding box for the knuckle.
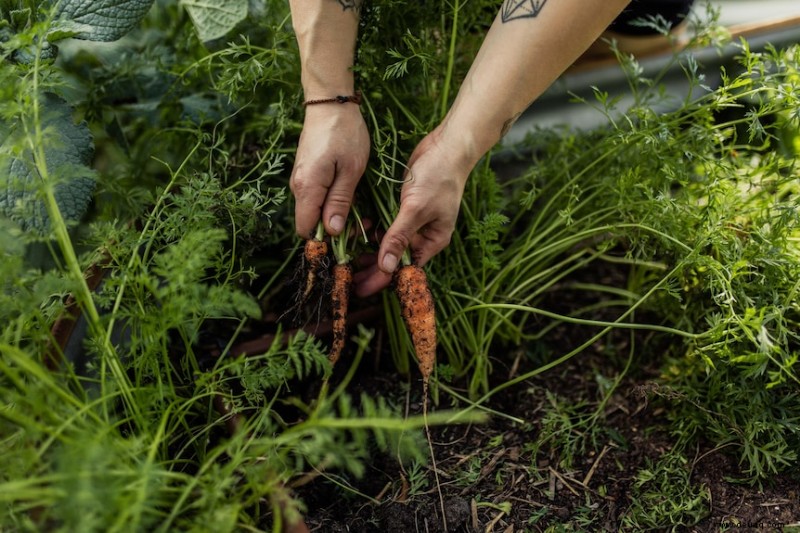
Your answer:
[336,159,367,182]
[426,234,451,257]
[384,232,411,252]
[290,173,310,195]
[400,197,426,217]
[326,191,353,209]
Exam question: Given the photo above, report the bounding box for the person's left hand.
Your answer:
[354,125,476,297]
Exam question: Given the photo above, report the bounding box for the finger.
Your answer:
[377,200,425,274]
[408,227,452,267]
[354,252,377,269]
[353,263,393,298]
[321,158,364,236]
[290,159,334,239]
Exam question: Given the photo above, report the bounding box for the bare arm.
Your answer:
[357,0,631,296]
[289,0,369,238]
[442,0,632,162]
[290,0,360,99]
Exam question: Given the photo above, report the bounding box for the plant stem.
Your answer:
[27,40,141,423]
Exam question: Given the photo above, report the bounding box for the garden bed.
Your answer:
[299,350,800,531]
[2,2,799,531]
[292,259,800,531]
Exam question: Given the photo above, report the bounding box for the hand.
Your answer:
[354,125,475,297]
[290,105,370,238]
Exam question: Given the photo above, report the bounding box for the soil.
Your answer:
[288,267,800,532]
[295,350,800,532]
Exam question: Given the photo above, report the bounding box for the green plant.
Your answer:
[429,32,800,480]
[3,1,800,530]
[525,390,603,472]
[620,450,710,531]
[0,3,488,529]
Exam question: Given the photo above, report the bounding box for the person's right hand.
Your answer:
[353,124,476,297]
[290,105,370,238]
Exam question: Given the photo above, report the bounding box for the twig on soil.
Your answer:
[507,349,523,380]
[582,443,613,487]
[508,495,548,508]
[374,482,392,502]
[548,467,581,498]
[483,510,508,533]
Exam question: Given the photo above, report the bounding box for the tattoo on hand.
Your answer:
[337,0,364,12]
[501,0,548,23]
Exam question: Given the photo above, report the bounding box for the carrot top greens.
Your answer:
[1,0,799,529]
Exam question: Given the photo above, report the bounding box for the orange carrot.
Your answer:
[329,263,352,365]
[393,264,436,385]
[394,263,445,527]
[302,239,328,302]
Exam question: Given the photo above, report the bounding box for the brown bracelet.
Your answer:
[303,90,362,106]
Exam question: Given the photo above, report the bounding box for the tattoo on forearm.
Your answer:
[500,112,522,138]
[337,0,363,12]
[501,0,548,23]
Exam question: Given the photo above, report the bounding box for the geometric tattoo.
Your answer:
[501,0,548,23]
[337,0,364,11]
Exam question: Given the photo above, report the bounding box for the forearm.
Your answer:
[442,0,631,164]
[289,0,362,98]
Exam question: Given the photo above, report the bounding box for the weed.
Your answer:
[405,459,430,498]
[526,390,605,471]
[620,450,710,531]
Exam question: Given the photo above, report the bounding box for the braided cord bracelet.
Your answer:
[303,90,362,106]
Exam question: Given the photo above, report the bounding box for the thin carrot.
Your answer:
[301,225,328,303]
[329,263,352,365]
[393,262,445,529]
[393,264,437,385]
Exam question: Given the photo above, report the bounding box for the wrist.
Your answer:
[303,90,362,106]
[300,71,355,101]
[303,99,363,119]
[438,111,496,171]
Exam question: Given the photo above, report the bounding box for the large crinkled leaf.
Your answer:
[51,0,156,42]
[180,0,248,42]
[0,93,96,233]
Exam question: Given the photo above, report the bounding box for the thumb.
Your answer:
[378,203,423,274]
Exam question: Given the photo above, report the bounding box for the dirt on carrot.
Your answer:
[301,239,329,303]
[393,264,437,384]
[329,263,353,365]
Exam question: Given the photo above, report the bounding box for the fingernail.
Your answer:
[382,253,398,273]
[330,215,344,234]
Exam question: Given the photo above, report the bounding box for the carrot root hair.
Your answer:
[395,264,445,530]
[301,239,329,303]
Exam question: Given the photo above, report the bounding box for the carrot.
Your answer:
[329,263,352,365]
[393,262,445,529]
[301,238,328,303]
[393,264,436,385]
